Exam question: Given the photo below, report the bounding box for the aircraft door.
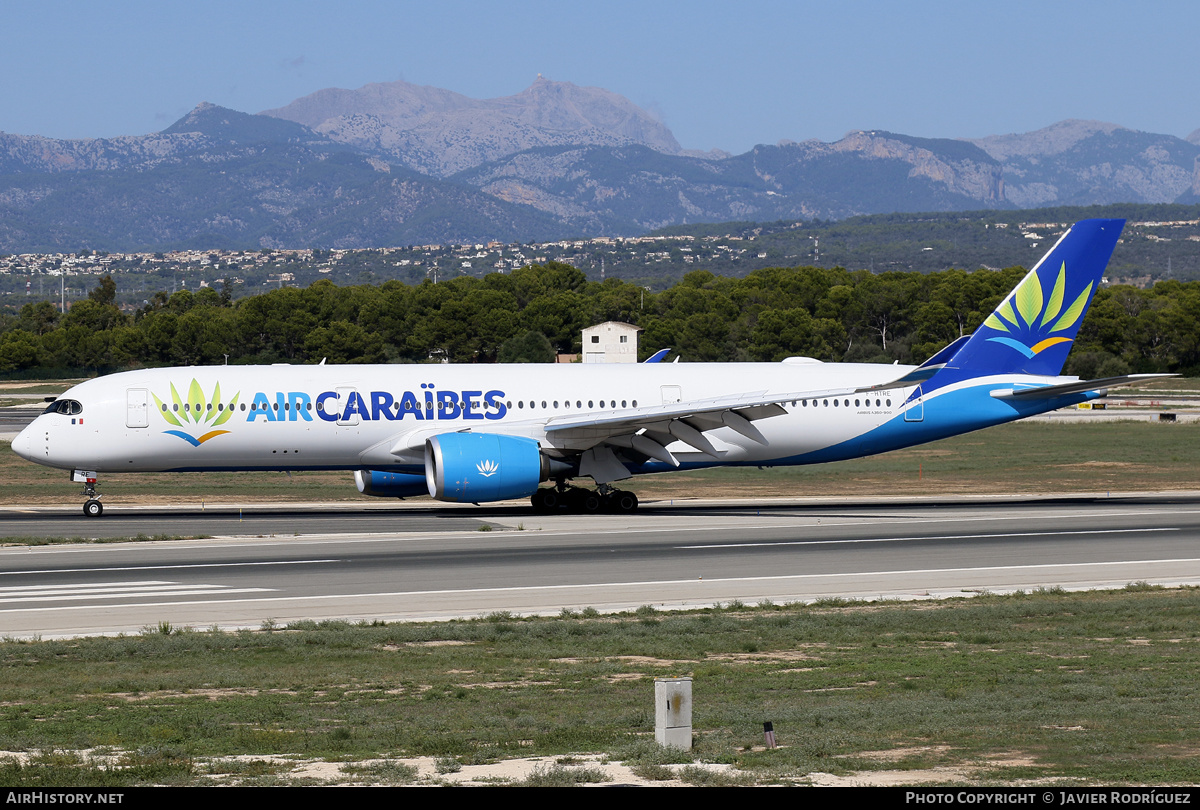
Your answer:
[126,388,149,428]
[336,386,361,426]
[661,385,682,405]
[903,385,924,422]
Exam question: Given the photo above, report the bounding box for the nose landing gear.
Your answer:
[74,470,103,517]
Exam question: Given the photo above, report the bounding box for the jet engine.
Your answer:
[425,433,546,503]
[354,469,431,498]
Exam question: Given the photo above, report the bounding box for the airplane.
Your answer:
[12,218,1169,517]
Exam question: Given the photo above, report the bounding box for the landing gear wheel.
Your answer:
[560,487,580,510]
[611,491,638,513]
[76,471,102,516]
[533,486,623,514]
[531,488,559,513]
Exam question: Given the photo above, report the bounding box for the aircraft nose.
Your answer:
[11,422,35,462]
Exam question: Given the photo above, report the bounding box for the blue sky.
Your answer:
[3,0,1197,152]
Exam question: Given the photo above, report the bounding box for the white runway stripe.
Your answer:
[677,527,1180,549]
[0,580,273,605]
[0,580,177,592]
[7,556,1200,616]
[0,559,337,577]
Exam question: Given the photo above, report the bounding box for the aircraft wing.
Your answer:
[376,367,929,477]
[540,382,879,468]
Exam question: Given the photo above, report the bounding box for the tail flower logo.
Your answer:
[983,262,1092,358]
[476,459,499,477]
[153,379,240,446]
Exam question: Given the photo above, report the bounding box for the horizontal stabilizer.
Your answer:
[915,334,972,371]
[854,335,973,393]
[990,374,1177,400]
[855,365,939,392]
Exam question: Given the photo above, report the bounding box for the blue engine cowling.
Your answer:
[355,469,431,498]
[425,433,545,503]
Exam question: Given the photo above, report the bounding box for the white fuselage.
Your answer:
[14,361,918,475]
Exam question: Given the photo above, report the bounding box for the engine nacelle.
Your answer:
[425,433,545,503]
[354,469,430,498]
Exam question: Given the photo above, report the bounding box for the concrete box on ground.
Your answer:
[655,677,692,749]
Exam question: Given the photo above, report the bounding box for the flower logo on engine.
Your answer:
[476,459,499,477]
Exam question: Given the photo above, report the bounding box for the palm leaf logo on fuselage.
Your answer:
[153,379,240,446]
[983,262,1091,358]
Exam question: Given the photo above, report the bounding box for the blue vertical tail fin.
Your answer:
[945,218,1124,378]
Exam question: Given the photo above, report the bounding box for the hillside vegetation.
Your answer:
[1,261,1196,378]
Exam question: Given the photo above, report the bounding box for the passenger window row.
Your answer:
[799,398,891,408]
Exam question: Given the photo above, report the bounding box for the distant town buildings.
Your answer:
[0,218,1195,303]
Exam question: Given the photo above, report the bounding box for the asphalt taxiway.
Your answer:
[2,493,1199,639]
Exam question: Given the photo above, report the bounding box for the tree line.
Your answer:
[0,261,1196,378]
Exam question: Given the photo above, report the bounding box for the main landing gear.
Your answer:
[530,482,638,514]
[75,470,103,517]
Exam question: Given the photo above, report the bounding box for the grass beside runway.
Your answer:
[0,534,207,545]
[624,419,1200,500]
[0,442,362,505]
[1,586,1198,785]
[2,419,1199,507]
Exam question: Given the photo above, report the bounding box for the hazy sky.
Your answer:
[3,0,1196,153]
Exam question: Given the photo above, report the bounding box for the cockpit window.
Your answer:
[43,399,83,415]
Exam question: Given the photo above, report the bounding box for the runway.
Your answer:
[0,405,43,439]
[1,493,1199,639]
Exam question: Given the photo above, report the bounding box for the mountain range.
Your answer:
[0,77,1197,252]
